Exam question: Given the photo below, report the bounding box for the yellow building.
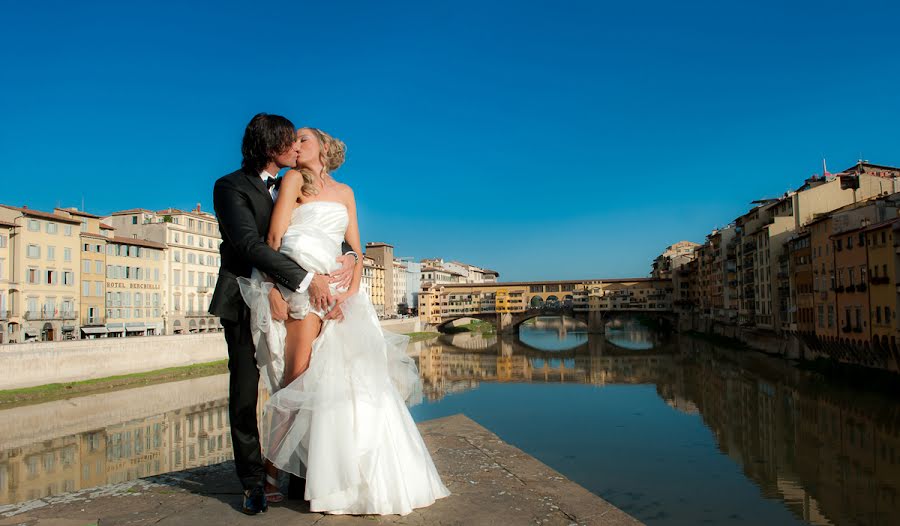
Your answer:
[105,237,168,337]
[53,209,113,338]
[363,256,385,317]
[864,217,900,371]
[0,220,12,344]
[0,206,83,342]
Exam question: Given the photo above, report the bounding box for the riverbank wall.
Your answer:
[679,313,900,373]
[0,319,429,390]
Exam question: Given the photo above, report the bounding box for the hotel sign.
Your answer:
[107,281,161,290]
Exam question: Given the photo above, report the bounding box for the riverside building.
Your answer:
[104,205,221,334]
[0,205,82,342]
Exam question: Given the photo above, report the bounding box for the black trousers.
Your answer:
[223,306,265,491]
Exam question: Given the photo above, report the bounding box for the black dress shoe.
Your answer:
[287,474,306,500]
[241,485,268,515]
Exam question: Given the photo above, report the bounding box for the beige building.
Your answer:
[392,258,408,313]
[52,209,112,338]
[365,243,394,316]
[0,206,83,342]
[362,256,385,317]
[104,236,167,337]
[0,221,11,343]
[104,205,220,334]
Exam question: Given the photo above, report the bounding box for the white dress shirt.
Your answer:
[260,170,315,294]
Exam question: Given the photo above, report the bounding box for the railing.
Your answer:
[185,310,210,317]
[24,310,77,321]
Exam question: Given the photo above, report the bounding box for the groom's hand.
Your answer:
[268,287,289,321]
[309,274,333,312]
[330,254,355,290]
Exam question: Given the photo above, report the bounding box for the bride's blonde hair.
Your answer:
[299,128,346,197]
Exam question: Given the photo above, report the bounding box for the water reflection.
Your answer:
[518,316,588,351]
[604,316,659,350]
[0,375,243,505]
[1,319,898,526]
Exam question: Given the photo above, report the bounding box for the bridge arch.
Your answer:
[529,296,544,309]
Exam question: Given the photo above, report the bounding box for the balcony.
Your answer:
[24,310,77,321]
[185,310,210,318]
[870,276,890,285]
[846,284,856,293]
[197,286,210,294]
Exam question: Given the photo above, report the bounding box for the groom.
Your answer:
[209,113,357,514]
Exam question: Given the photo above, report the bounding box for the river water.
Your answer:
[1,315,897,525]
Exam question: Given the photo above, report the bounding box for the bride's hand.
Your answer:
[330,254,355,290]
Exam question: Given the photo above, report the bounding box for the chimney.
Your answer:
[195,203,202,213]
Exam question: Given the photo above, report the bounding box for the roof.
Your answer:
[55,207,100,219]
[0,220,15,228]
[437,277,667,288]
[100,223,115,230]
[109,236,167,250]
[861,217,900,233]
[0,205,83,224]
[110,208,155,216]
[482,269,499,275]
[366,242,394,248]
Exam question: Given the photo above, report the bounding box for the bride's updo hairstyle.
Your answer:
[300,128,346,197]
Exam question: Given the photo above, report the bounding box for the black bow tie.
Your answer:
[266,176,277,189]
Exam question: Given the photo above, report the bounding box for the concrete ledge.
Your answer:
[0,333,227,390]
[0,414,642,525]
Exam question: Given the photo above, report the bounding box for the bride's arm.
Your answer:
[267,170,303,251]
[342,186,364,294]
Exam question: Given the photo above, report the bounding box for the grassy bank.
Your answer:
[405,332,441,342]
[0,359,229,408]
[443,319,495,335]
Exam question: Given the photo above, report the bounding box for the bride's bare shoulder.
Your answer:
[337,182,355,202]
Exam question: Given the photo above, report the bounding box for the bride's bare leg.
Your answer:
[283,314,323,387]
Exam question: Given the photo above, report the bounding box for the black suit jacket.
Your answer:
[208,167,351,322]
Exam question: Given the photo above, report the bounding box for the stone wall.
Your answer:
[1,320,425,390]
[0,333,227,390]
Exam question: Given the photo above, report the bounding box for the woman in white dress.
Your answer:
[238,127,449,515]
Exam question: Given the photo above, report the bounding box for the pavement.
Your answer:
[0,414,642,526]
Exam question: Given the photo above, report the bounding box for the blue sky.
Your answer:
[2,0,899,281]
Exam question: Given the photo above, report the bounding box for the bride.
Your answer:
[238,127,449,515]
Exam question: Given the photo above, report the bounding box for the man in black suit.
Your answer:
[209,113,356,514]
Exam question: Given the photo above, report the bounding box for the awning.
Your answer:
[106,323,125,333]
[82,327,108,335]
[125,322,146,330]
[24,329,38,337]
[62,325,75,332]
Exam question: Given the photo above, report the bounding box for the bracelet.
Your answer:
[346,251,360,264]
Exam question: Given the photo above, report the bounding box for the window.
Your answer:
[95,282,102,296]
[0,234,6,248]
[95,261,102,273]
[46,270,58,285]
[154,269,160,282]
[132,216,138,225]
[188,271,194,286]
[27,219,40,231]
[80,219,88,232]
[64,225,72,236]
[187,235,194,246]
[173,270,181,286]
[27,268,39,284]
[83,281,90,297]
[46,222,57,234]
[64,248,72,262]
[174,251,181,263]
[47,246,56,260]
[887,307,892,324]
[63,271,74,285]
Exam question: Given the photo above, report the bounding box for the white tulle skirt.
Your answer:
[238,275,449,515]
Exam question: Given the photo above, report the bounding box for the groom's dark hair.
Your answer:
[241,113,296,175]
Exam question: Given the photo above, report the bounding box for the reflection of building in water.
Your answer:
[417,337,678,400]
[663,337,900,526]
[0,393,244,505]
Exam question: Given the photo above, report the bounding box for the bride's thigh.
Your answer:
[283,314,323,384]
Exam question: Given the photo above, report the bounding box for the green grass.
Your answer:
[443,319,496,335]
[0,359,229,407]
[405,332,441,342]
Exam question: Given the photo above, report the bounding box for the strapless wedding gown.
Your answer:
[238,201,449,515]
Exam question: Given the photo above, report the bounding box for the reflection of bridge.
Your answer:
[436,309,677,334]
[415,334,681,400]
